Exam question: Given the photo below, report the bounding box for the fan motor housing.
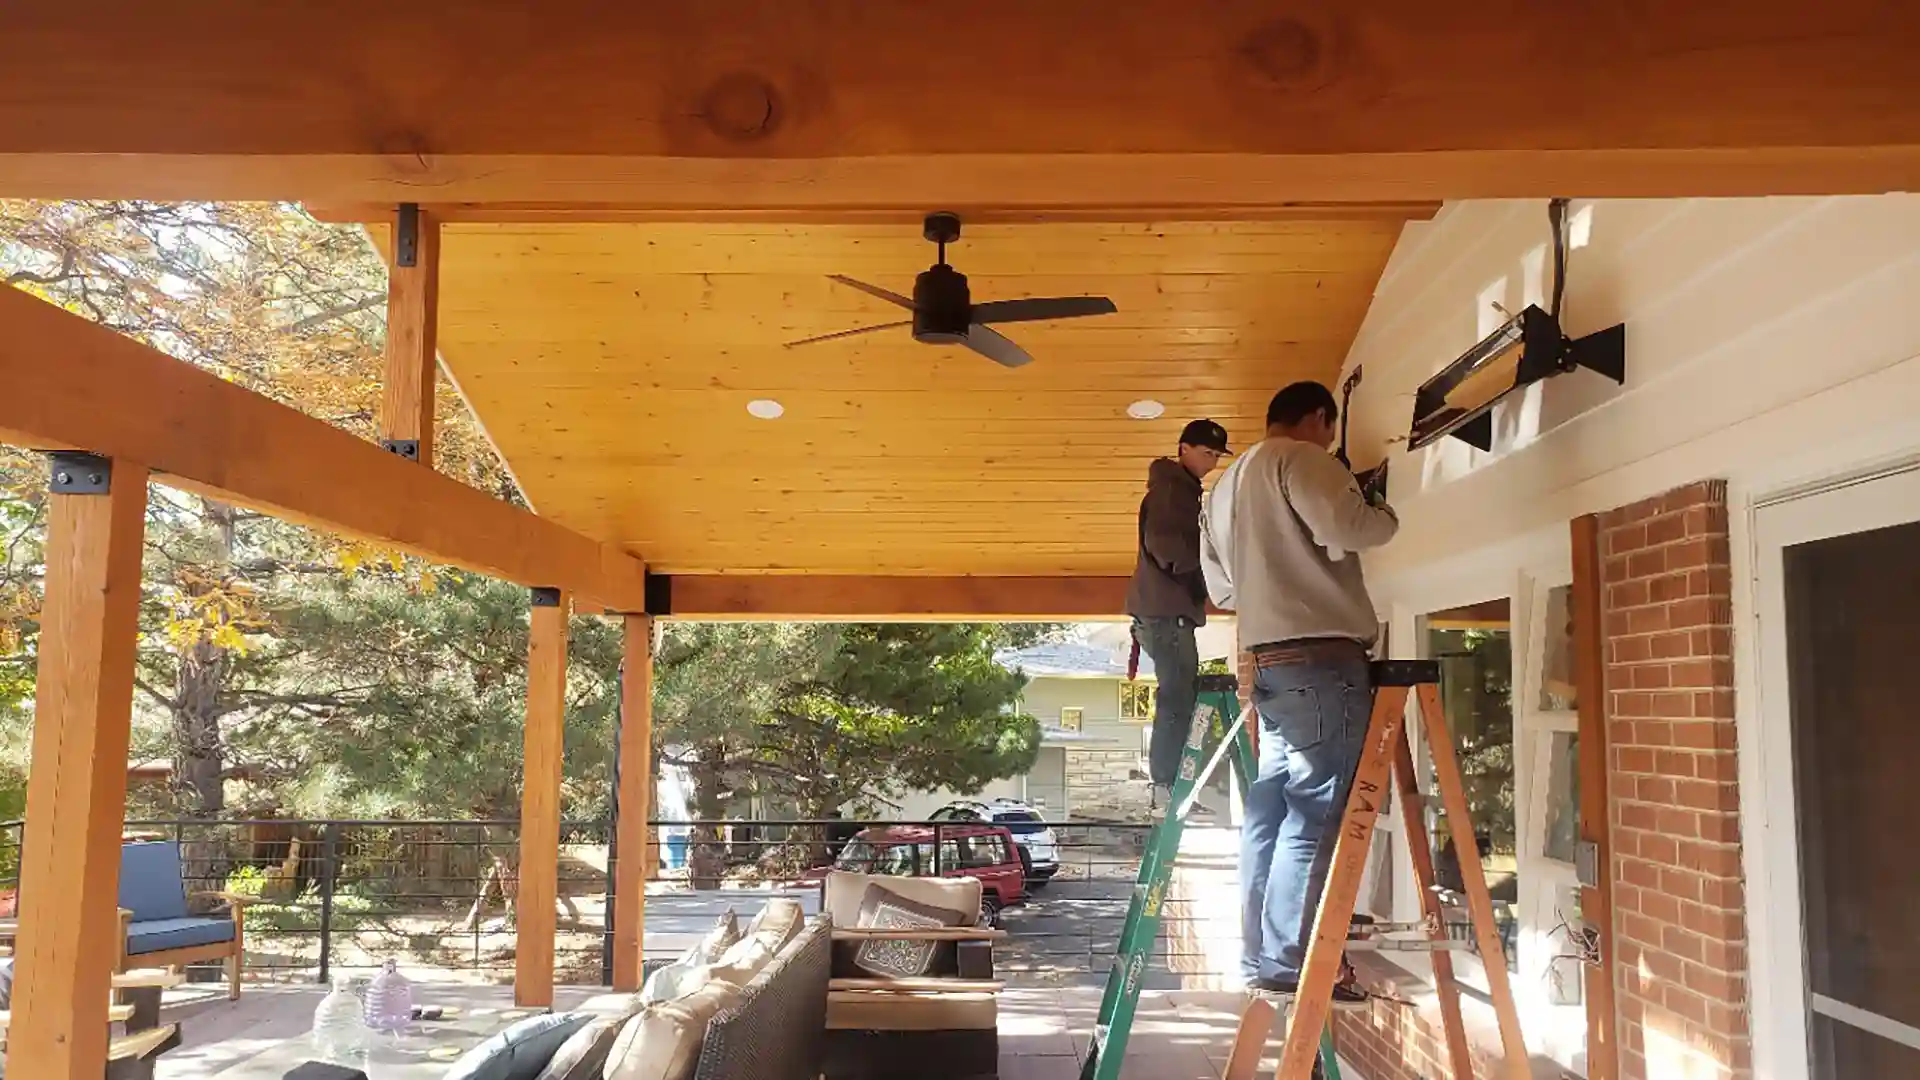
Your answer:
[912,264,972,343]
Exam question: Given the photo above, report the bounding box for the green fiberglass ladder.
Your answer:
[1078,673,1347,1080]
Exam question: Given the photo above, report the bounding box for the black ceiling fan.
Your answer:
[782,212,1119,368]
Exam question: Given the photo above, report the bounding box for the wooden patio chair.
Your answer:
[116,840,259,1000]
[0,964,184,1079]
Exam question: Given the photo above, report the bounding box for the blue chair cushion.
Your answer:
[118,841,191,922]
[443,1011,592,1080]
[126,916,235,955]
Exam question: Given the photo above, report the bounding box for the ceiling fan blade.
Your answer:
[826,275,916,310]
[970,296,1118,324]
[965,324,1035,368]
[783,321,913,348]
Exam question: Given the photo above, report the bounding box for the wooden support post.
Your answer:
[1571,514,1618,1080]
[378,203,440,465]
[1415,682,1532,1080]
[515,587,569,1008]
[1391,724,1476,1080]
[611,613,654,991]
[7,455,148,1080]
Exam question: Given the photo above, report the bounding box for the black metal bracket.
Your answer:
[530,586,563,608]
[47,451,113,494]
[644,572,673,617]
[395,202,421,268]
[380,438,421,461]
[1372,658,1441,687]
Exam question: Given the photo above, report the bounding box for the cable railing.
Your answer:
[0,816,1248,988]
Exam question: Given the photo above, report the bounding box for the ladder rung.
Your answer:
[1346,938,1478,953]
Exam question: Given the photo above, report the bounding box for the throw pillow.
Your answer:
[689,907,741,964]
[442,1011,593,1080]
[604,980,740,1080]
[636,907,740,1005]
[740,896,803,949]
[851,882,970,979]
[531,1008,632,1080]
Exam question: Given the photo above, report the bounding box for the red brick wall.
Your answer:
[1600,480,1750,1080]
[1319,480,1752,1080]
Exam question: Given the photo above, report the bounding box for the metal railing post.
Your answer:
[316,822,340,984]
[932,823,942,875]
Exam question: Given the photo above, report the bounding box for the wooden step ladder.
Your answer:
[1223,659,1533,1080]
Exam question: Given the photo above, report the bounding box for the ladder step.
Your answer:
[1346,938,1478,953]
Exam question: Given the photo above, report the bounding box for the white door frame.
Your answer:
[1743,459,1920,1080]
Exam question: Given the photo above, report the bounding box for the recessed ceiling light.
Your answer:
[1127,399,1165,420]
[747,399,785,420]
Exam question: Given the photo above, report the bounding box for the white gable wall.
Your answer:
[1347,195,1920,597]
[1340,194,1920,1080]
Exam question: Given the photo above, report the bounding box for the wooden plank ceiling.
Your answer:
[424,218,1410,576]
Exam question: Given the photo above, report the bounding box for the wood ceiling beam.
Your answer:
[5,150,1919,207]
[305,202,1444,225]
[645,575,1140,620]
[2,2,1919,203]
[0,286,651,612]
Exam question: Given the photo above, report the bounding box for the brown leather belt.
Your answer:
[1248,638,1369,669]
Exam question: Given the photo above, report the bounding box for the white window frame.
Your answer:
[1370,524,1582,1068]
[1059,706,1084,732]
[1512,573,1588,1073]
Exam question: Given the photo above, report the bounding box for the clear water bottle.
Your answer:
[312,974,369,1065]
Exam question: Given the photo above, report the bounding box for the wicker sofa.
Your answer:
[636,913,832,1080]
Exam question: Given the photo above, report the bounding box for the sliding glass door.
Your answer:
[1756,466,1920,1078]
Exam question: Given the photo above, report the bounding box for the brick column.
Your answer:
[1599,481,1750,1080]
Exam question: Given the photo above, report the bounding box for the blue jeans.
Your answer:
[1132,616,1198,787]
[1239,650,1372,982]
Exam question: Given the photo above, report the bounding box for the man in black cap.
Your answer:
[1125,418,1232,808]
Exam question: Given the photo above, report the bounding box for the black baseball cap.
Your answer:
[1178,418,1234,455]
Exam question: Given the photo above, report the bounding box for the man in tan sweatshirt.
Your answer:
[1216,381,1399,1000]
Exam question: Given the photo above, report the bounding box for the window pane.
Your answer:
[1544,731,1580,864]
[1539,584,1578,712]
[1424,602,1517,973]
[876,845,914,875]
[1060,707,1084,732]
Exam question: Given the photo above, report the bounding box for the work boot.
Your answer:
[1245,977,1371,1011]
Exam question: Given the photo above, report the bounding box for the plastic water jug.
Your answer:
[312,973,369,1064]
[363,958,415,1034]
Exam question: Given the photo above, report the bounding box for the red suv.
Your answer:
[805,822,1026,925]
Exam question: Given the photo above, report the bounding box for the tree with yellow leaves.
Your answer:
[0,199,513,816]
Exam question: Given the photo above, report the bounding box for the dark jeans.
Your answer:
[1239,648,1372,982]
[1132,616,1199,787]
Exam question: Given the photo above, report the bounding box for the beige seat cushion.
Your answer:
[826,989,998,1032]
[604,979,741,1080]
[823,871,982,927]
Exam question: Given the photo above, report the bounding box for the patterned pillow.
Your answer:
[851,883,972,979]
